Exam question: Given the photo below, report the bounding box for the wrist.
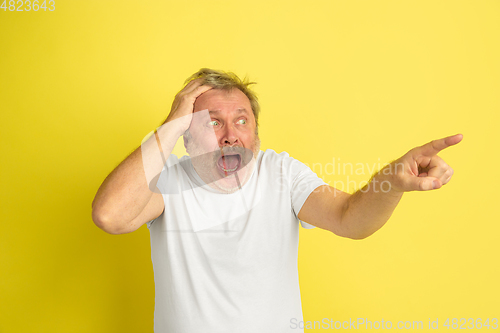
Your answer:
[157,120,186,140]
[370,164,405,197]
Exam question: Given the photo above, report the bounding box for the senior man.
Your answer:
[92,68,462,332]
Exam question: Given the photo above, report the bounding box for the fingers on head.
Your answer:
[177,85,212,107]
[177,79,204,98]
[183,78,203,91]
[193,84,213,96]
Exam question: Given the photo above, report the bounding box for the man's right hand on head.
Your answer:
[163,78,213,134]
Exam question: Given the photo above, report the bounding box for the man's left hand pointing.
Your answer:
[380,134,463,193]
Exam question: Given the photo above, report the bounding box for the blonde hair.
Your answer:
[184,68,260,127]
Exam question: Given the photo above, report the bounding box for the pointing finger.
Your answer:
[413,133,463,157]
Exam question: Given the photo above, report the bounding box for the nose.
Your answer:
[219,124,239,146]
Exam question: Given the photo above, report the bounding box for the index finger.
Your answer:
[188,84,213,101]
[414,133,463,157]
[179,78,205,95]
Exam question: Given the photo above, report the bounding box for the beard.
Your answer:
[185,134,261,193]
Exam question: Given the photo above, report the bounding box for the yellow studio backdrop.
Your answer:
[1,0,498,332]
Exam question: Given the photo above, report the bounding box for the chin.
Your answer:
[187,136,260,192]
[209,158,256,193]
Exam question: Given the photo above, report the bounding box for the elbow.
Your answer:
[329,228,372,240]
[347,227,381,240]
[347,232,372,240]
[328,220,376,240]
[334,202,377,240]
[92,208,129,235]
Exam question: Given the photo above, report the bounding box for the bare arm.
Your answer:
[298,180,403,240]
[298,134,463,239]
[91,80,212,234]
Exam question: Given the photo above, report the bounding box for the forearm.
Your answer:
[91,122,181,228]
[340,165,404,239]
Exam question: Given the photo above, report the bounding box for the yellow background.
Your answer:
[1,0,499,332]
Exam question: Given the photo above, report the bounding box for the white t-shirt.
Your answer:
[147,149,327,333]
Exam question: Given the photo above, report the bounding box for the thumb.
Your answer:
[407,176,441,191]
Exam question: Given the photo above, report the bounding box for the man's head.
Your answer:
[184,68,260,129]
[182,69,261,193]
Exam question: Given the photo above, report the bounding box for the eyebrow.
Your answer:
[208,108,249,115]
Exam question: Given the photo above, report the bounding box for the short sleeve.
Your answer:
[146,154,179,228]
[280,153,328,228]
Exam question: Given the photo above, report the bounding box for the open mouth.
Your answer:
[217,153,242,176]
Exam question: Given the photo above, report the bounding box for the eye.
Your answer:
[237,119,247,125]
[208,120,219,126]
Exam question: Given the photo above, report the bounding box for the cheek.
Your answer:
[192,131,220,148]
[242,130,256,142]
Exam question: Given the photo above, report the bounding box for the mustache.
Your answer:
[188,145,254,168]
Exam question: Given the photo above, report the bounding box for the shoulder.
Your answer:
[155,154,192,193]
[159,154,190,173]
[258,149,295,166]
[256,149,314,183]
[257,149,288,171]
[259,148,309,170]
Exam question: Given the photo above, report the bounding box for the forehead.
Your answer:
[194,88,252,113]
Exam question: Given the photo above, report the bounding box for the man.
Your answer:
[92,68,462,332]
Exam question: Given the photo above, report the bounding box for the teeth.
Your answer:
[220,155,240,172]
